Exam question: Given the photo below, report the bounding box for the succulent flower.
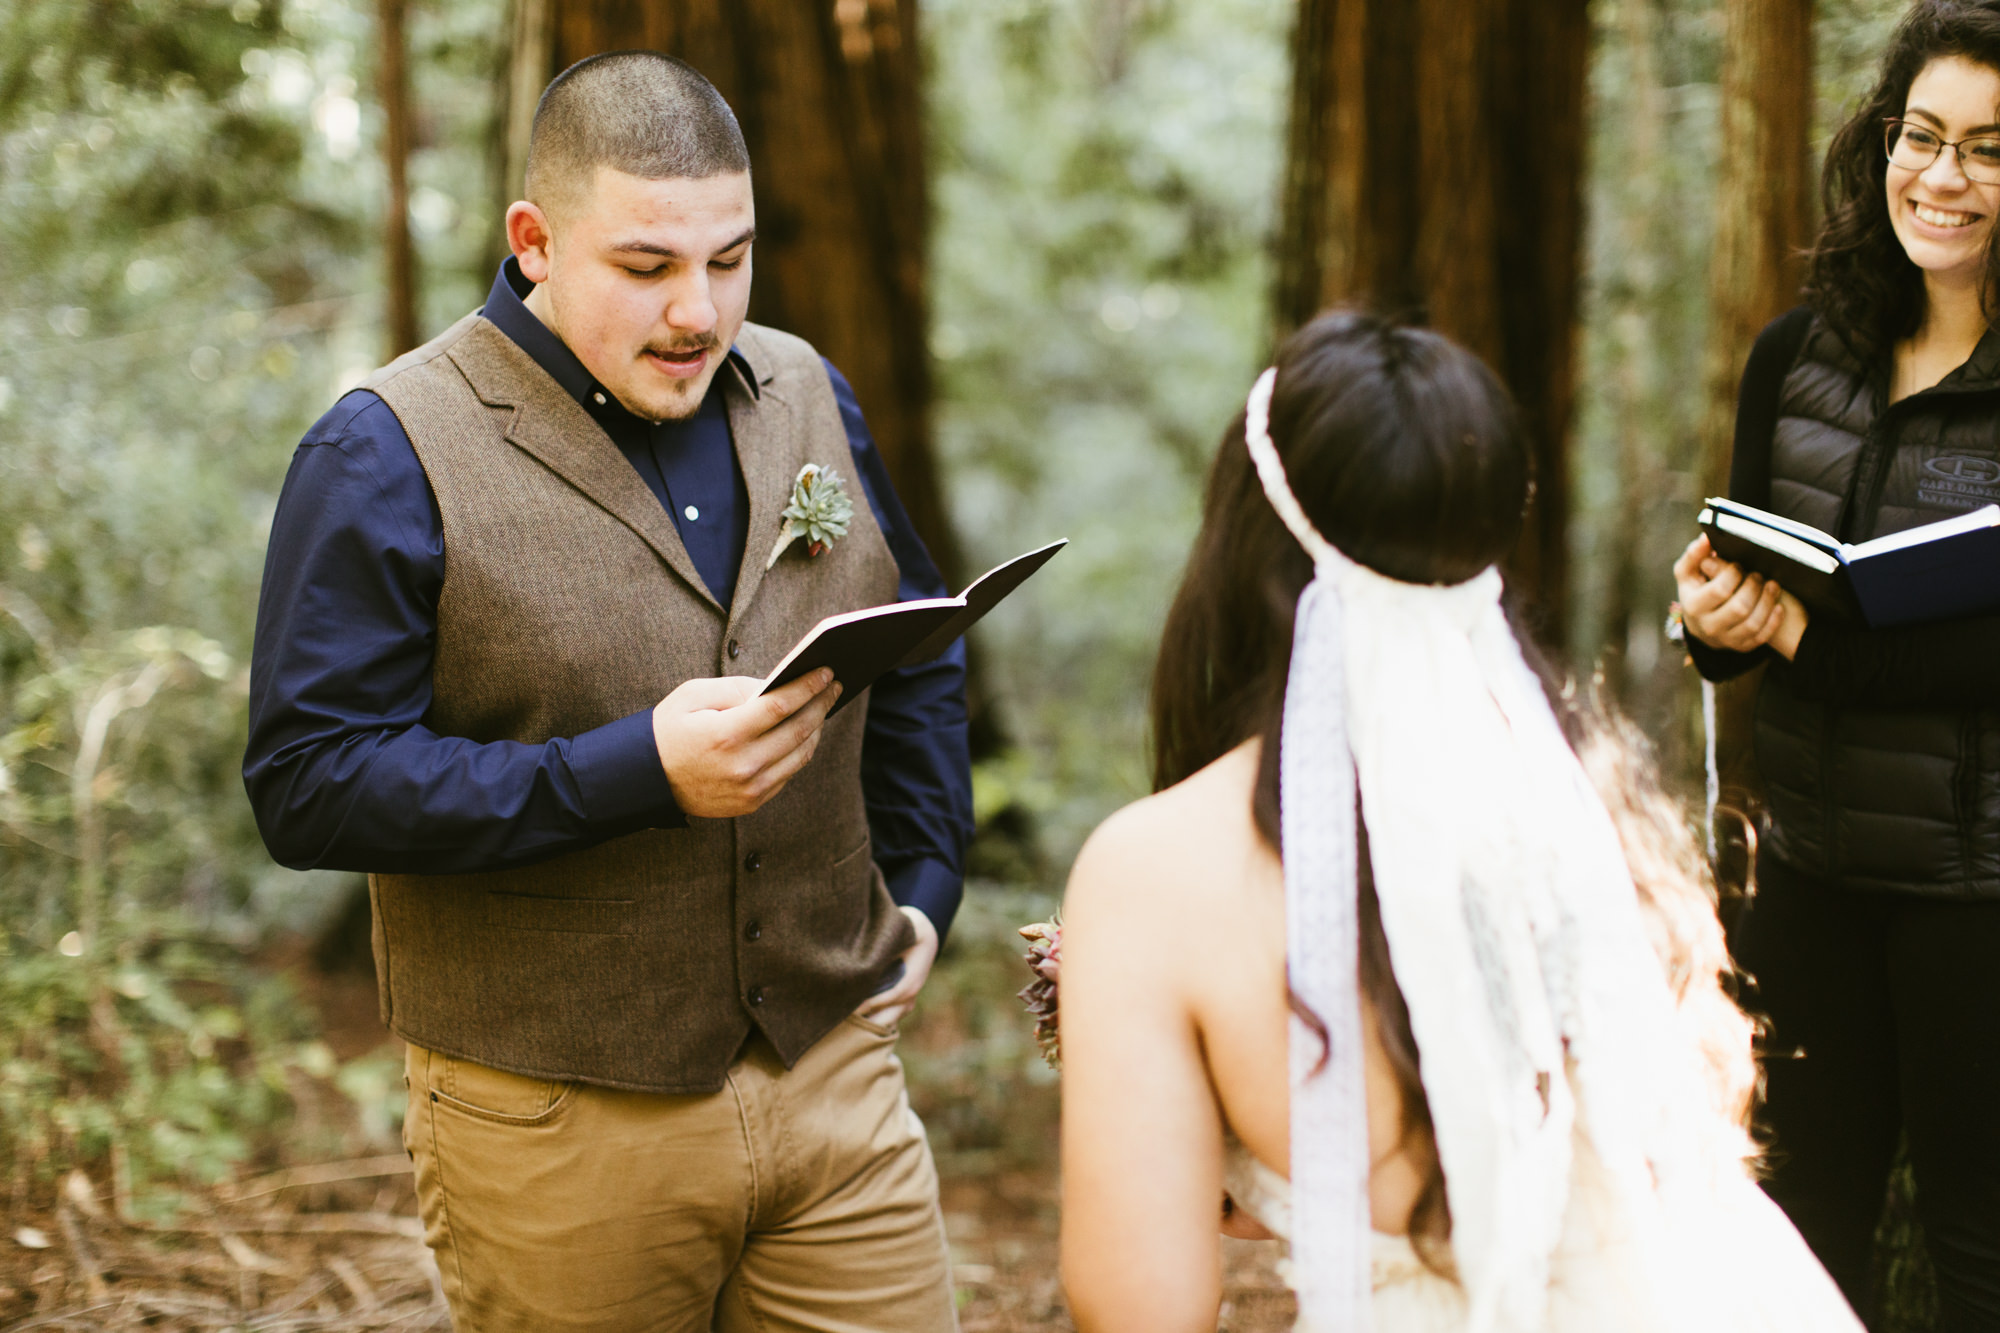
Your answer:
[765,463,855,568]
[1018,916,1062,1070]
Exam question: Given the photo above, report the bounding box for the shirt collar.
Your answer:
[481,258,760,423]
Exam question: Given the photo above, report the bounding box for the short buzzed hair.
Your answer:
[525,52,750,219]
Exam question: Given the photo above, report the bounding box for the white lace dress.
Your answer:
[1222,1135,1863,1333]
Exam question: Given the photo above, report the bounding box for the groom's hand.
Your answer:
[652,669,841,818]
[854,906,939,1028]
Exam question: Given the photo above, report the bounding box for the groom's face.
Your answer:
[511,166,755,422]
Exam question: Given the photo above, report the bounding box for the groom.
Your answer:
[243,51,969,1331]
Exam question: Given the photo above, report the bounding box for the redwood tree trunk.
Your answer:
[1275,0,1591,641]
[1697,0,1814,808]
[379,0,419,358]
[505,0,959,592]
[1697,0,1815,505]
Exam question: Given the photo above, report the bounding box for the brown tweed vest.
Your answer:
[359,314,910,1094]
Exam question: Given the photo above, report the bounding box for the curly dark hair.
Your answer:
[1807,0,2000,359]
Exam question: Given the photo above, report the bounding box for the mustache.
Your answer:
[643,337,719,357]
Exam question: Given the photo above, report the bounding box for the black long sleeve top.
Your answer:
[1688,316,2000,709]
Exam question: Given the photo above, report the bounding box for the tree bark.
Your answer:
[378,0,419,359]
[1696,0,1814,810]
[1275,0,1591,641]
[1601,0,1665,702]
[1697,0,1814,505]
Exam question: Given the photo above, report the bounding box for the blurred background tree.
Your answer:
[0,0,1937,1324]
[1276,0,1592,636]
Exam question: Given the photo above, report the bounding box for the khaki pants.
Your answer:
[402,1015,958,1333]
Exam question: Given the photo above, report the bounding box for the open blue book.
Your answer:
[760,539,1067,716]
[1698,497,2000,629]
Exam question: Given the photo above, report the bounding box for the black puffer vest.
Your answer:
[1756,314,2000,898]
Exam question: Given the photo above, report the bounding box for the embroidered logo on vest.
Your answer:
[1920,454,2000,509]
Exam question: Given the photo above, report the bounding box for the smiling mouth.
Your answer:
[1913,199,1983,229]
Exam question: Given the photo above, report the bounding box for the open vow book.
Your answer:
[760,540,1067,716]
[1699,498,2000,629]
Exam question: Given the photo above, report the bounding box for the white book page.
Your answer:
[1714,512,1840,574]
[1843,504,2000,560]
[759,596,963,688]
[1705,497,1841,551]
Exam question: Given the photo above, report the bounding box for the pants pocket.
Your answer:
[424,1051,579,1127]
[843,1011,900,1040]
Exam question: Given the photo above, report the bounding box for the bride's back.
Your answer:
[1060,314,1532,1328]
[1063,737,1435,1236]
[1058,312,1762,1333]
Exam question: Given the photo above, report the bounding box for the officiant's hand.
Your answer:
[854,906,939,1029]
[652,670,841,818]
[1673,535,1807,659]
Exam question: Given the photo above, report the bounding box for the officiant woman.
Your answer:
[1672,3,2000,1327]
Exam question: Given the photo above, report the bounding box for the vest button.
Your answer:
[727,639,742,660]
[746,985,765,1006]
[744,920,762,941]
[744,852,762,872]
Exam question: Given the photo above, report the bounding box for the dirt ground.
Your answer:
[2,948,1296,1332]
[0,1162,1292,1333]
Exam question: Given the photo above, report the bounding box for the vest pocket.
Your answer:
[483,891,637,936]
[829,835,875,948]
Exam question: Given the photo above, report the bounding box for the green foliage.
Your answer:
[927,0,1290,865]
[0,0,501,1205]
[0,617,323,1204]
[2,625,243,945]
[0,913,319,1210]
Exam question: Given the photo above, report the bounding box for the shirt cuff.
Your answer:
[569,709,687,830]
[885,856,963,946]
[1777,619,1837,697]
[1685,634,1770,682]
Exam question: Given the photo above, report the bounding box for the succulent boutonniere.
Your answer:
[1018,916,1062,1069]
[764,462,855,569]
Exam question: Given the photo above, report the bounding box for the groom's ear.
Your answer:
[508,200,558,284]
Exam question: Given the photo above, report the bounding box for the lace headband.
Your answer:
[1242,366,1711,1332]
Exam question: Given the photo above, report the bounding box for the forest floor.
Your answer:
[0,1158,1293,1332]
[1,893,1296,1331]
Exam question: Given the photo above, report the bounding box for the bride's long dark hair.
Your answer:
[1150,310,1754,1268]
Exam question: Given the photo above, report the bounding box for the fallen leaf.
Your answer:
[62,1169,103,1219]
[219,1232,292,1274]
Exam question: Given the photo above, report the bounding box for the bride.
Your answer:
[1055,311,1862,1332]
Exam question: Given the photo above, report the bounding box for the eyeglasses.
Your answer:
[1885,118,2000,184]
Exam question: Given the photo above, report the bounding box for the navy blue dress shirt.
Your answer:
[244,260,971,940]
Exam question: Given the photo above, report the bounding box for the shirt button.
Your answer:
[727,639,742,660]
[684,504,700,522]
[744,852,763,872]
[746,985,765,1006]
[744,920,762,941]
[592,391,606,405]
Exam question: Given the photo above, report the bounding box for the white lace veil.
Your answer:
[1244,367,1734,1333]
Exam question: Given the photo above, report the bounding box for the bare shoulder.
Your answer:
[1065,741,1269,934]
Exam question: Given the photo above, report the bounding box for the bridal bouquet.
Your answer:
[1017,916,1062,1069]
